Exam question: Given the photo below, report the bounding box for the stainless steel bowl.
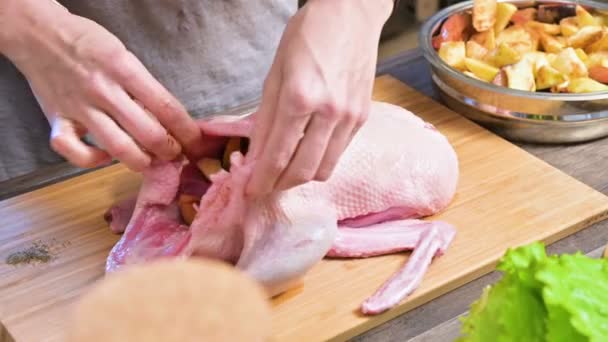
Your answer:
[419,0,608,144]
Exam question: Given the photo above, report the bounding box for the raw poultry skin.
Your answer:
[104,101,459,315]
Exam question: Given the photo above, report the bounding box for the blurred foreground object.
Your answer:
[68,259,271,342]
[0,321,15,342]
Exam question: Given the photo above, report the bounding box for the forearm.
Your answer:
[0,0,69,63]
[354,0,395,30]
[304,0,393,30]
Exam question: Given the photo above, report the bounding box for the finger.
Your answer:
[245,83,315,197]
[247,58,282,162]
[313,116,358,182]
[49,116,112,168]
[274,114,337,191]
[82,109,151,172]
[99,86,181,161]
[315,94,370,181]
[115,52,203,158]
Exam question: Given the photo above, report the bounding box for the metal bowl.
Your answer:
[419,0,608,144]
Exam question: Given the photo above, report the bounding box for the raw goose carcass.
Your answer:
[104,101,459,315]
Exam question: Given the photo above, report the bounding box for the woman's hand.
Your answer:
[246,0,393,196]
[0,0,203,171]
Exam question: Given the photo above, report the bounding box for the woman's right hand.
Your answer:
[0,0,203,171]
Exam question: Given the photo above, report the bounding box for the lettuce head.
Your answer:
[457,242,608,342]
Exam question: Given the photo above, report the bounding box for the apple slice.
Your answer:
[465,57,500,82]
[589,65,608,83]
[511,8,537,25]
[551,48,588,78]
[560,17,579,37]
[223,137,242,170]
[536,65,567,90]
[473,0,497,32]
[439,41,467,71]
[178,194,199,225]
[567,77,608,93]
[505,57,536,91]
[197,158,223,180]
[576,5,597,27]
[494,2,517,34]
[568,26,604,49]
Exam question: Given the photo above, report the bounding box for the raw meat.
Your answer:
[104,101,459,315]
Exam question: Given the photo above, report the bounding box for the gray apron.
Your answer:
[0,0,296,182]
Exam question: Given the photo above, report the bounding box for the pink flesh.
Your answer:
[338,207,418,228]
[184,156,249,264]
[104,101,460,314]
[106,204,191,272]
[179,164,211,197]
[105,159,188,272]
[104,197,137,234]
[329,219,455,313]
[361,225,447,315]
[328,219,455,258]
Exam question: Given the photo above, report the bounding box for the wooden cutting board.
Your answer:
[2,75,608,342]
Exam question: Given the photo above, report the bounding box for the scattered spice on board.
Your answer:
[5,239,71,266]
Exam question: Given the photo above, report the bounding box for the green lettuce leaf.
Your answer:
[456,242,608,342]
[537,253,608,341]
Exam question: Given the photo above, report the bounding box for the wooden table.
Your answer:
[1,48,608,341]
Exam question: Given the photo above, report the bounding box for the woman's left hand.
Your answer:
[246,0,393,196]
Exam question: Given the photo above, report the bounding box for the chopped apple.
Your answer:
[575,48,589,63]
[589,65,608,83]
[568,26,604,49]
[522,51,550,74]
[197,158,223,180]
[552,48,589,78]
[523,27,541,52]
[464,57,500,82]
[560,17,579,37]
[567,77,608,92]
[178,194,199,225]
[494,2,518,33]
[222,137,242,170]
[587,34,608,53]
[587,55,608,83]
[586,52,608,68]
[536,65,567,90]
[525,21,562,35]
[601,12,608,26]
[492,68,508,86]
[505,58,536,91]
[539,31,565,53]
[511,8,537,25]
[491,42,521,67]
[439,41,467,71]
[466,40,489,60]
[555,35,568,46]
[552,80,570,93]
[473,0,497,32]
[546,53,558,65]
[464,71,483,81]
[471,28,496,50]
[576,5,597,27]
[432,13,472,49]
[496,26,535,55]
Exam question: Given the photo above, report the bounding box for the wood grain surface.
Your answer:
[1,75,608,342]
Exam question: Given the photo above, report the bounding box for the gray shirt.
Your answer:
[0,0,296,182]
